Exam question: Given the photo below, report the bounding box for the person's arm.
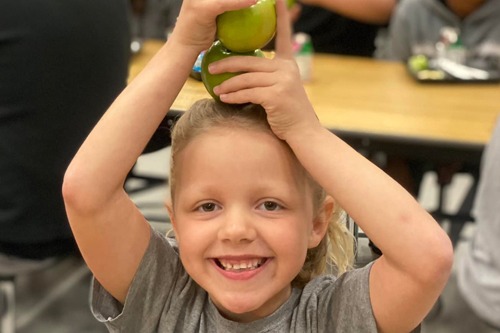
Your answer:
[298,0,396,24]
[285,131,452,332]
[62,0,258,304]
[211,0,453,331]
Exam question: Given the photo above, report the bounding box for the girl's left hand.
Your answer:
[209,0,321,142]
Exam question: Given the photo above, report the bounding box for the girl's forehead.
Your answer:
[187,125,278,148]
[177,127,310,185]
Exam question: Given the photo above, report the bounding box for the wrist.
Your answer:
[167,32,206,58]
[284,122,328,149]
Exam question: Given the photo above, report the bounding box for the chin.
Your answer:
[214,294,268,322]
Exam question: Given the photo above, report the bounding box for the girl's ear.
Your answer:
[308,195,334,248]
[165,199,177,232]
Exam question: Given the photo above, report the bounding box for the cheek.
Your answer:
[176,229,207,279]
[174,219,206,261]
[268,218,311,260]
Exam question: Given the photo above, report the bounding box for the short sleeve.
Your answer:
[90,226,184,332]
[296,262,377,332]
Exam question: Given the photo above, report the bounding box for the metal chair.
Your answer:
[0,255,57,333]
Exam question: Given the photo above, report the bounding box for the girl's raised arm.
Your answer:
[62,0,258,303]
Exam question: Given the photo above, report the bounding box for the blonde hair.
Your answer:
[169,99,354,288]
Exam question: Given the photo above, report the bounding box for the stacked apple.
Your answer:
[201,0,277,101]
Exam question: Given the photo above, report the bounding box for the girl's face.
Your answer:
[169,127,328,322]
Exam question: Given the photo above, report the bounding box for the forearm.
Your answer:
[303,0,395,24]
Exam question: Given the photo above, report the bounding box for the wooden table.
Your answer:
[130,40,500,165]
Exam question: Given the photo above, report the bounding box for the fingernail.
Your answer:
[208,64,216,74]
[213,86,220,94]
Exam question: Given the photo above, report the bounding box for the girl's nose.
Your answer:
[217,208,257,243]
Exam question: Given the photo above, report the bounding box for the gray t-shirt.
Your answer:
[91,228,377,332]
[457,117,500,328]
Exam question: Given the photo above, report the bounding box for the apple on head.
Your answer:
[216,0,277,53]
[201,0,276,102]
[201,40,264,102]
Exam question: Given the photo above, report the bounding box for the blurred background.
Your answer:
[1,0,499,332]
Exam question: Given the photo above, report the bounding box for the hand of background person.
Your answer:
[209,0,321,142]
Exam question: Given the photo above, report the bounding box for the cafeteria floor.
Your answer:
[12,147,499,333]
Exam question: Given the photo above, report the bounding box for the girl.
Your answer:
[63,0,453,331]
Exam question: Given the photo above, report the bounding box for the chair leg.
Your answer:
[448,178,478,247]
[0,278,15,333]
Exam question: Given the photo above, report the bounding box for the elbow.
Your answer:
[62,162,101,216]
[370,0,396,24]
[434,241,454,284]
[419,230,454,288]
[384,0,397,22]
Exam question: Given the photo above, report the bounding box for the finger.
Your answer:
[274,0,294,58]
[214,72,275,95]
[212,0,258,15]
[219,86,268,105]
[208,56,274,75]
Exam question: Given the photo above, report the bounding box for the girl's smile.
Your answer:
[211,256,272,280]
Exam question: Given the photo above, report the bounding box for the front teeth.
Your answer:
[219,259,264,271]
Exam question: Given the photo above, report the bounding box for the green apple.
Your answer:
[286,0,295,8]
[216,0,276,53]
[408,54,429,72]
[201,40,264,102]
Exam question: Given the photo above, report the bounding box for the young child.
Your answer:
[62,0,453,331]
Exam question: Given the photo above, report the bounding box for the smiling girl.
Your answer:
[62,0,453,331]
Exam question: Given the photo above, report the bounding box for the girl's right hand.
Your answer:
[171,0,259,53]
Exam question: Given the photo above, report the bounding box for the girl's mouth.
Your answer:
[214,258,268,272]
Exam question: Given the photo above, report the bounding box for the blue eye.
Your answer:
[259,201,281,211]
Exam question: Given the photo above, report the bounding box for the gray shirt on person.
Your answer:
[385,0,500,68]
[457,117,500,328]
[91,227,377,332]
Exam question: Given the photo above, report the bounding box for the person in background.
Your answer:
[457,117,500,330]
[62,0,452,331]
[386,0,500,67]
[379,0,500,196]
[0,0,130,268]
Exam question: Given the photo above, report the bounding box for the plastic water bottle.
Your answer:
[293,33,314,81]
[190,50,205,81]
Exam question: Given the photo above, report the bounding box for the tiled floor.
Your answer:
[5,147,499,333]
